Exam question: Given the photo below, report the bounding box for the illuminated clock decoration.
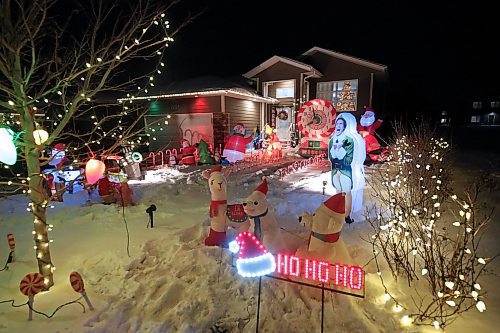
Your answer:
[297,99,337,157]
[297,99,336,139]
[228,232,276,278]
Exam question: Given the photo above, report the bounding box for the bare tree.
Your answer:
[0,0,194,289]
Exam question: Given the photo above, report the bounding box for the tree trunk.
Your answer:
[25,126,55,289]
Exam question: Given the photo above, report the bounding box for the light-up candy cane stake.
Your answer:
[229,232,276,278]
[70,271,94,310]
[84,146,105,185]
[19,273,45,321]
[0,126,17,165]
[6,233,15,262]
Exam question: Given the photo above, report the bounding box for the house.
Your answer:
[468,98,500,125]
[243,46,388,154]
[118,76,277,153]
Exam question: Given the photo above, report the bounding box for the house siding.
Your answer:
[254,62,306,102]
[302,51,387,115]
[148,96,220,116]
[145,97,222,151]
[225,96,261,134]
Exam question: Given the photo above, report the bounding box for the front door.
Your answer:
[488,114,495,125]
[275,106,293,142]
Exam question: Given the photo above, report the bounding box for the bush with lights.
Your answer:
[365,121,497,329]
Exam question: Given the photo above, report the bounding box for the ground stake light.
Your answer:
[70,271,94,311]
[0,126,17,165]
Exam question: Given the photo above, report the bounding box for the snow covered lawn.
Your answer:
[1,156,499,332]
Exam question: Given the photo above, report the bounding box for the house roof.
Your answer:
[243,55,322,78]
[117,76,277,104]
[301,47,387,72]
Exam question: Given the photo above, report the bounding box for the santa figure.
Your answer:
[48,143,69,202]
[180,139,196,165]
[357,107,383,138]
[223,123,253,163]
[266,129,282,157]
[48,143,69,168]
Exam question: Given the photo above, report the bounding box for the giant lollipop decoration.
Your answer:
[19,273,45,321]
[70,271,94,310]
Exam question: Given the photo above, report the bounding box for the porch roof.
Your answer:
[243,55,322,78]
[301,47,387,72]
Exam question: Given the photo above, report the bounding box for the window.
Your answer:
[471,115,480,123]
[276,87,294,98]
[440,118,447,124]
[316,79,358,111]
[491,101,500,108]
[441,110,447,116]
[473,102,482,109]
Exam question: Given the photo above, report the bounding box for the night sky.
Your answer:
[165,0,498,114]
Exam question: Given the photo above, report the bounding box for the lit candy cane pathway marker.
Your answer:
[19,273,45,321]
[70,272,94,311]
[7,233,15,262]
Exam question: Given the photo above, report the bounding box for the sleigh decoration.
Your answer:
[226,204,248,223]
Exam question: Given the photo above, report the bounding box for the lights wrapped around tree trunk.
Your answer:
[0,126,17,165]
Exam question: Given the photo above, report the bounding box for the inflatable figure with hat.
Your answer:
[223,123,253,163]
[357,107,389,163]
[180,139,197,165]
[48,143,70,202]
[296,193,351,265]
[242,177,286,253]
[357,106,383,138]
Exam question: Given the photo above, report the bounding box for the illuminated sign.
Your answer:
[229,233,365,292]
[275,254,364,291]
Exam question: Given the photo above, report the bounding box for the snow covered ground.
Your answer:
[0,153,499,333]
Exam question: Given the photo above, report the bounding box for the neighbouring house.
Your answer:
[468,98,500,126]
[243,46,388,153]
[118,76,277,153]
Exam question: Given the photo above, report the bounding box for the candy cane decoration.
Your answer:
[148,152,156,168]
[157,150,164,166]
[19,273,45,321]
[70,272,94,311]
[6,233,15,262]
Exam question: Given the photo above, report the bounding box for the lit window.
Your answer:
[441,118,447,124]
[471,115,480,123]
[316,79,358,111]
[276,87,294,98]
[473,102,482,109]
[491,101,500,108]
[441,111,447,116]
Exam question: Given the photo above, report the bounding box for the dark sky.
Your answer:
[164,0,499,113]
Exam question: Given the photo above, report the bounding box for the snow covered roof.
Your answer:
[301,47,387,72]
[117,76,277,104]
[243,55,322,78]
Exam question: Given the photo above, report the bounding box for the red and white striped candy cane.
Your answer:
[69,272,94,311]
